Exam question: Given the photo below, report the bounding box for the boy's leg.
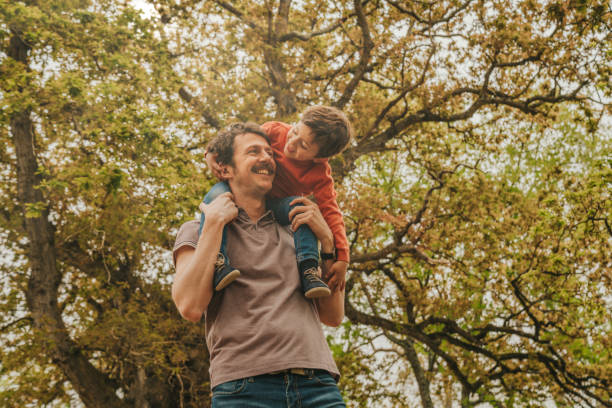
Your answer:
[267,196,331,298]
[199,182,240,291]
[199,181,232,235]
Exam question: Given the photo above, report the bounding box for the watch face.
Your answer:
[321,252,335,260]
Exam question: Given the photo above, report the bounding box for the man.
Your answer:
[172,122,346,407]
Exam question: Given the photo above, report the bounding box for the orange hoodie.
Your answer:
[262,121,349,263]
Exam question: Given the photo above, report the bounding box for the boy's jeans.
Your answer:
[199,182,319,266]
[211,370,346,407]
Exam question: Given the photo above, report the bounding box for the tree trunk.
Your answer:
[263,1,297,117]
[8,33,129,408]
[404,339,434,408]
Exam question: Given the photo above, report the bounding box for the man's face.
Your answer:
[226,132,276,196]
[284,122,320,161]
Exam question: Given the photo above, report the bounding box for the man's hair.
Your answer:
[207,122,270,165]
[301,106,353,158]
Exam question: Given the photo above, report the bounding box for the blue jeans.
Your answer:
[211,370,346,407]
[199,182,232,261]
[199,182,319,266]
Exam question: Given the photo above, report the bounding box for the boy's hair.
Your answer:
[207,122,270,166]
[301,106,353,158]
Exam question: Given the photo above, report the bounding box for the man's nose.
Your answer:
[257,151,274,163]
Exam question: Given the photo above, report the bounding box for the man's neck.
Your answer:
[235,196,267,221]
[230,185,267,221]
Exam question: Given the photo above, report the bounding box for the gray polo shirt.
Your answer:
[173,210,339,388]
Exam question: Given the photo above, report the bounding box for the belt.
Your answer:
[268,368,313,376]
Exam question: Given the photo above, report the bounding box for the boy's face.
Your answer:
[284,122,320,161]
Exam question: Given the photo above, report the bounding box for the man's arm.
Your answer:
[316,259,345,327]
[288,197,345,327]
[172,193,237,322]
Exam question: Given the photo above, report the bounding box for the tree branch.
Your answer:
[213,0,265,34]
[178,86,221,129]
[1,316,32,332]
[334,0,375,109]
[278,14,353,42]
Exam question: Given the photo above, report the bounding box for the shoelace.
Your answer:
[215,254,226,268]
[303,270,321,283]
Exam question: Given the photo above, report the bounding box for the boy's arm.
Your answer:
[326,261,348,293]
[205,151,225,180]
[260,121,286,145]
[299,164,348,293]
[311,164,350,264]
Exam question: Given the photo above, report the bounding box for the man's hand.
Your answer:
[288,197,334,252]
[174,193,236,322]
[205,151,226,180]
[199,192,238,226]
[325,260,347,293]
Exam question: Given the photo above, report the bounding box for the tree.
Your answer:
[1,0,610,406]
[1,1,211,406]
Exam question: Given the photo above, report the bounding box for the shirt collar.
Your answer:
[235,207,275,226]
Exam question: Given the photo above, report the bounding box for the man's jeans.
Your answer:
[199,182,319,266]
[211,370,346,407]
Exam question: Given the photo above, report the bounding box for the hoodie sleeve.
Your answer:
[312,163,350,263]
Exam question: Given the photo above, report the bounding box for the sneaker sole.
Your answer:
[305,286,331,299]
[215,270,241,291]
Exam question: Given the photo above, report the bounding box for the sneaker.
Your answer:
[301,267,331,298]
[213,253,240,291]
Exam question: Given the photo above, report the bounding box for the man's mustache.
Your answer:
[252,163,275,175]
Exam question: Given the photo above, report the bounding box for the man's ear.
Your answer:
[219,164,231,179]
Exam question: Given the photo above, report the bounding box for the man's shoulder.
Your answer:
[173,220,199,253]
[172,219,199,266]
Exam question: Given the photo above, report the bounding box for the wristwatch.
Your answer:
[320,250,335,260]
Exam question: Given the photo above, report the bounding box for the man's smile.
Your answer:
[252,164,275,176]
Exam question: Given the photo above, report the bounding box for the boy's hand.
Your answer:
[205,151,226,180]
[325,260,348,293]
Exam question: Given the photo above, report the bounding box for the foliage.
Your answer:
[1,0,610,407]
[1,0,210,406]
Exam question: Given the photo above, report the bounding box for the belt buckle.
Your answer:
[269,368,309,376]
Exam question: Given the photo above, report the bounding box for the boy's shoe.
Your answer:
[213,253,240,291]
[301,267,331,299]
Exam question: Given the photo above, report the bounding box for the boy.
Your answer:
[200,106,352,298]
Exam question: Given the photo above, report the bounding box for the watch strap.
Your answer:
[320,250,335,260]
